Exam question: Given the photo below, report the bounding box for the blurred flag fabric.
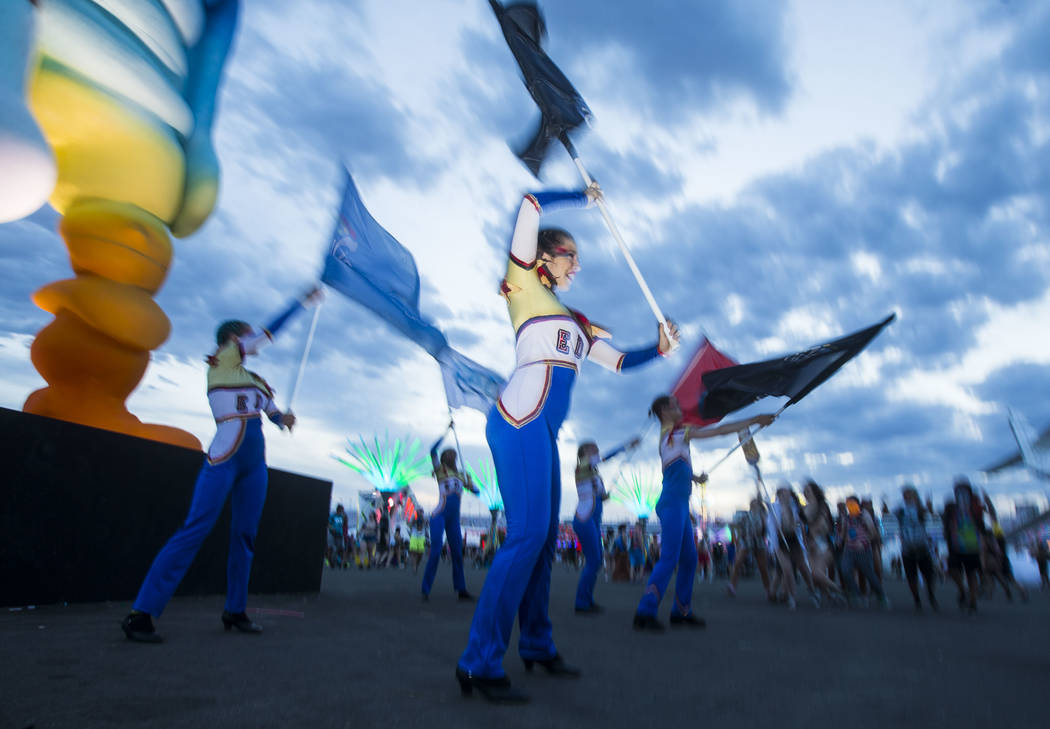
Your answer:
[321,169,504,412]
[670,337,739,427]
[490,0,591,176]
[438,348,505,414]
[698,314,896,421]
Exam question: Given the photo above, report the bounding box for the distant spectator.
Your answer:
[894,485,938,612]
[944,478,982,614]
[838,496,890,610]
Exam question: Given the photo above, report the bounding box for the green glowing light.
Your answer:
[334,434,431,493]
[467,457,502,511]
[610,469,661,519]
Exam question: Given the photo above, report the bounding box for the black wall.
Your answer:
[0,407,332,607]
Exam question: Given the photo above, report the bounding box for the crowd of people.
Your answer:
[329,473,1046,622]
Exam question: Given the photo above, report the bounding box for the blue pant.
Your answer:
[458,392,569,678]
[573,509,603,609]
[134,419,268,617]
[636,494,697,617]
[421,499,466,595]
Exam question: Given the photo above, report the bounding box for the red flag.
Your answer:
[670,337,738,427]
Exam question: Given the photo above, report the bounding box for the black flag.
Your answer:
[490,0,591,176]
[698,314,896,421]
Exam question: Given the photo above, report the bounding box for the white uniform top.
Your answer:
[433,465,467,516]
[496,194,631,427]
[205,330,281,464]
[574,464,607,522]
[659,426,693,472]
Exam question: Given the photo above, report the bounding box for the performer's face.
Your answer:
[544,236,580,290]
[663,397,682,422]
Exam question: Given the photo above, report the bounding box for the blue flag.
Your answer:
[321,169,505,412]
[321,169,447,357]
[438,348,505,414]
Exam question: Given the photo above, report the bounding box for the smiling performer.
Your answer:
[422,423,480,601]
[456,184,679,703]
[634,395,774,631]
[572,437,638,614]
[121,287,320,643]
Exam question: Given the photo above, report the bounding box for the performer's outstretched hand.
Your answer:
[302,285,324,307]
[658,319,681,355]
[692,472,709,485]
[280,412,297,432]
[584,181,603,206]
[753,413,776,427]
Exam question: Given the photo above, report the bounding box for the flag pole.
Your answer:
[446,403,471,491]
[559,134,672,341]
[701,403,789,477]
[287,298,323,411]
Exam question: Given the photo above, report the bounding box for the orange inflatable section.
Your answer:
[23,201,201,450]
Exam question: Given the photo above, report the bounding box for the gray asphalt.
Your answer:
[2,565,1047,729]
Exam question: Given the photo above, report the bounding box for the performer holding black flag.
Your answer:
[121,287,321,643]
[634,395,773,631]
[455,185,678,703]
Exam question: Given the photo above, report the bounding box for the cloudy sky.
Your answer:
[2,0,1049,523]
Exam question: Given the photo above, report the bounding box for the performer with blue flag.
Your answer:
[421,423,480,601]
[455,184,680,704]
[122,287,321,643]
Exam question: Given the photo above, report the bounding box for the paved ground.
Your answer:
[2,565,1048,729]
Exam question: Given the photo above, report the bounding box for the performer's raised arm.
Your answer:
[508,188,594,267]
[236,286,322,356]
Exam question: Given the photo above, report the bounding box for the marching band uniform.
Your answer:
[634,424,701,626]
[572,443,629,612]
[457,190,664,696]
[123,295,309,640]
[421,431,477,598]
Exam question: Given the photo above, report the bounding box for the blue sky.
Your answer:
[2,0,1049,522]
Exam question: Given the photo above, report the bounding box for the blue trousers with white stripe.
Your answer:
[458,369,573,678]
[133,419,268,617]
[636,492,697,618]
[573,504,603,609]
[421,496,466,595]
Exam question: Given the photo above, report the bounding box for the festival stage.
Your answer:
[0,407,332,608]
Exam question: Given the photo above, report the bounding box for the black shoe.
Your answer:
[422,592,429,602]
[574,603,604,614]
[221,610,262,633]
[455,666,528,703]
[669,612,706,628]
[522,653,581,677]
[121,612,162,643]
[632,613,665,632]
[457,591,475,602]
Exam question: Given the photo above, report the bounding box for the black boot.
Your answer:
[632,613,665,632]
[522,653,581,677]
[455,666,528,703]
[669,611,707,628]
[574,603,604,615]
[121,612,162,643]
[221,610,263,633]
[457,591,475,601]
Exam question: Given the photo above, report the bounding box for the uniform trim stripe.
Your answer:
[497,365,553,429]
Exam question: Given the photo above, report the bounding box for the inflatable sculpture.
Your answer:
[0,0,241,450]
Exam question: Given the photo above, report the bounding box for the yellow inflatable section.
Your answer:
[0,0,241,451]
